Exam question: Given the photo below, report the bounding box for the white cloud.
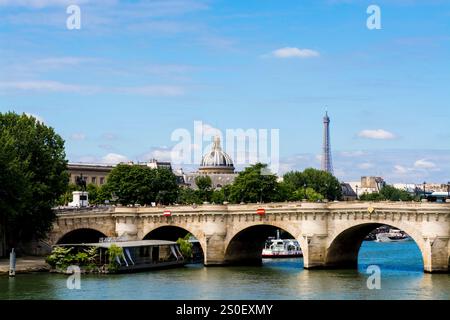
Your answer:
[414,159,436,169]
[70,133,86,141]
[0,0,88,8]
[340,150,366,157]
[358,129,396,140]
[102,133,118,141]
[35,57,98,69]
[0,81,84,93]
[393,165,409,175]
[115,85,185,96]
[0,81,186,96]
[268,47,320,59]
[101,153,128,164]
[358,162,374,170]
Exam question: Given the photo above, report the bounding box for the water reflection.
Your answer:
[0,242,448,300]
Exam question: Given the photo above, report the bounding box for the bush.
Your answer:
[106,244,123,272]
[46,246,99,271]
[177,234,193,259]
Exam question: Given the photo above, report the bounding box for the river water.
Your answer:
[0,241,449,300]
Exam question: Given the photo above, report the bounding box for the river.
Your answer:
[0,241,449,300]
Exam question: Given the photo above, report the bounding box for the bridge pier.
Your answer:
[301,213,328,269]
[422,237,449,273]
[422,214,450,273]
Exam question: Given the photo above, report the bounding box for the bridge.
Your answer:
[49,201,450,273]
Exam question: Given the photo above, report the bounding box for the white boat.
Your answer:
[375,229,412,243]
[262,231,303,258]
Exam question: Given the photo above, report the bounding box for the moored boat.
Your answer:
[375,229,412,243]
[53,240,186,273]
[262,231,303,258]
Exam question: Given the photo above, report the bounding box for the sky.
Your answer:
[1,0,450,184]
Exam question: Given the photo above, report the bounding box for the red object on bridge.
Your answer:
[256,208,266,215]
[163,210,171,216]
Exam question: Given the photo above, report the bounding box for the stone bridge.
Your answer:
[49,201,450,273]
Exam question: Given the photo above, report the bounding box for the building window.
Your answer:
[100,177,105,185]
[91,177,97,184]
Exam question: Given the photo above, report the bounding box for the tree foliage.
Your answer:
[0,112,68,251]
[359,185,413,202]
[282,168,342,201]
[176,233,193,259]
[228,163,279,203]
[102,164,178,205]
[178,187,202,205]
[195,175,212,202]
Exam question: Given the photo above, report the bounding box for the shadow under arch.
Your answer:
[224,225,302,266]
[143,226,205,264]
[325,223,425,270]
[57,228,107,244]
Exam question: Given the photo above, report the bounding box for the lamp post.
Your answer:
[423,182,427,200]
[355,185,359,200]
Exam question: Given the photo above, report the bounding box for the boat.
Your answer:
[375,229,412,243]
[55,240,186,273]
[262,231,303,258]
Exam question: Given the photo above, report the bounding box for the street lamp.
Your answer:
[423,182,427,200]
[355,185,359,200]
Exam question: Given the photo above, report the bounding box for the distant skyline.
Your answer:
[1,0,450,183]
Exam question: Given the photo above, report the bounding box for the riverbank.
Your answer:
[0,256,49,275]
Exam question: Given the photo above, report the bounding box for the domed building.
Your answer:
[199,136,235,174]
[178,135,238,190]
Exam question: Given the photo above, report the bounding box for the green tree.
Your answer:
[283,168,342,201]
[58,183,78,206]
[195,175,213,202]
[176,233,193,259]
[177,187,202,205]
[228,163,279,203]
[103,165,178,205]
[0,112,68,254]
[360,185,413,202]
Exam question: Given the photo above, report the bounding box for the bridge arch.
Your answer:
[224,223,306,265]
[143,225,206,263]
[56,228,107,244]
[325,222,426,270]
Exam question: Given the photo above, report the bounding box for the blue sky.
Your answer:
[1,0,450,183]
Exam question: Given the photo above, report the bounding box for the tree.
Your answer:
[102,165,178,205]
[283,168,342,201]
[177,187,201,205]
[177,233,193,260]
[195,175,212,202]
[228,163,279,203]
[360,185,413,202]
[0,112,68,255]
[58,183,78,206]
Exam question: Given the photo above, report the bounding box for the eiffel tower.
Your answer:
[322,111,334,175]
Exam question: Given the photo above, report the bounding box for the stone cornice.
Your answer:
[55,201,450,218]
